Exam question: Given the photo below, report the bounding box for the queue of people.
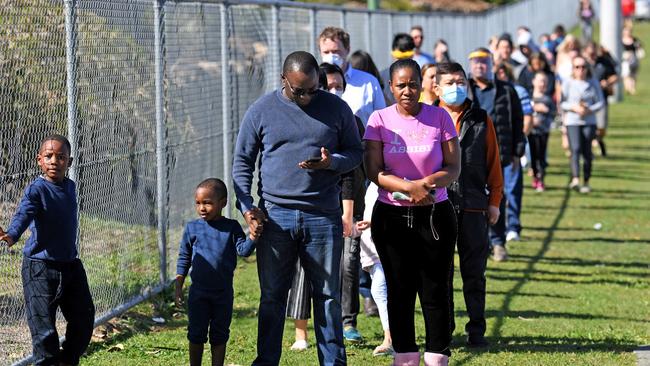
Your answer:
[1,16,632,366]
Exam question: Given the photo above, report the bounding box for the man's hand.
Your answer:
[244,207,267,240]
[0,227,14,248]
[487,205,500,226]
[175,275,185,308]
[407,179,435,206]
[298,147,332,170]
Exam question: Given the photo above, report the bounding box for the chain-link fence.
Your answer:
[0,0,579,364]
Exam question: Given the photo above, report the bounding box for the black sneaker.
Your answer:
[466,334,489,348]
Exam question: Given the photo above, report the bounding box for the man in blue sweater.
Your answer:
[1,135,95,366]
[232,51,363,366]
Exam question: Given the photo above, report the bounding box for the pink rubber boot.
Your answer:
[423,352,449,366]
[393,352,421,366]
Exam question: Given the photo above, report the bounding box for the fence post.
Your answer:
[63,0,78,184]
[364,12,371,53]
[271,4,280,88]
[221,3,232,217]
[600,0,622,102]
[153,0,168,285]
[310,8,317,56]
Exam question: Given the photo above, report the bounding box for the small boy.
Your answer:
[175,178,255,366]
[530,72,557,192]
[0,134,95,366]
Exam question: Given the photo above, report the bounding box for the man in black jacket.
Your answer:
[436,62,504,347]
[466,48,525,262]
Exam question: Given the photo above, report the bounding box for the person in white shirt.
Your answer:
[318,26,386,126]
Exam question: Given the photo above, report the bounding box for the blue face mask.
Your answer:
[440,84,467,106]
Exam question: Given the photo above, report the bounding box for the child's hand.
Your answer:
[175,276,185,308]
[356,221,370,232]
[0,227,14,248]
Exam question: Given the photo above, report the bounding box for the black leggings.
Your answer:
[529,132,549,180]
[370,200,457,355]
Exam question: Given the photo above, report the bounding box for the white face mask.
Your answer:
[329,88,344,97]
[322,53,344,68]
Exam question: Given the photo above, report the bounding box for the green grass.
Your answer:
[81,22,650,366]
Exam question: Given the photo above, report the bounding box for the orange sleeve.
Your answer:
[485,116,504,207]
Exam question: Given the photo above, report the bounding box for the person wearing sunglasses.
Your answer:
[233,51,363,366]
[560,56,604,193]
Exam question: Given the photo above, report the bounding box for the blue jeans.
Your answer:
[490,161,523,246]
[253,201,346,366]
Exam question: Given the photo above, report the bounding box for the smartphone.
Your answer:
[305,157,322,163]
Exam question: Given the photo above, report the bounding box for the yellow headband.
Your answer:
[392,49,415,59]
[468,50,491,60]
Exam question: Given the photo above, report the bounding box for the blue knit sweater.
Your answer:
[232,89,363,214]
[7,176,78,262]
[176,218,254,291]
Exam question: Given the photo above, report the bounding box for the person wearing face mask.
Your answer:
[319,27,384,343]
[467,48,525,262]
[435,62,503,348]
[319,27,386,127]
[233,51,363,366]
[285,63,368,351]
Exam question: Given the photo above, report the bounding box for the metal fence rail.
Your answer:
[0,0,579,363]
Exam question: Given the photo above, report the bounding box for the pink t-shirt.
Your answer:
[363,103,457,206]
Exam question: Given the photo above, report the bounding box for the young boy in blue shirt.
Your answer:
[0,134,95,366]
[175,178,256,366]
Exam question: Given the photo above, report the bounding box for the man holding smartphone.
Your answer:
[232,51,363,366]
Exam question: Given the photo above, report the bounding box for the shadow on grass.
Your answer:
[84,311,188,356]
[456,187,572,365]
[507,254,649,269]
[485,273,646,287]
[452,334,637,362]
[453,287,574,299]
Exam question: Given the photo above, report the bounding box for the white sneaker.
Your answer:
[506,231,520,242]
[290,340,309,351]
[579,185,591,194]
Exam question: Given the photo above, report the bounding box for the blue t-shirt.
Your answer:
[176,218,254,292]
[7,176,78,262]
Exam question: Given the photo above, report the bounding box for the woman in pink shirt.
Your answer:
[364,59,460,366]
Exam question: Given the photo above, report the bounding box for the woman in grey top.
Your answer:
[560,55,604,193]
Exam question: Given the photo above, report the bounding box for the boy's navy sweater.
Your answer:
[7,176,78,262]
[232,89,363,214]
[176,218,255,292]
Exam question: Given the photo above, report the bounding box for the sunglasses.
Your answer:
[283,76,319,98]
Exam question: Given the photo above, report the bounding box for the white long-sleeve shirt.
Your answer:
[342,66,386,127]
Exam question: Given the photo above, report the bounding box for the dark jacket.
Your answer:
[468,78,525,166]
[447,101,497,211]
[341,116,367,218]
